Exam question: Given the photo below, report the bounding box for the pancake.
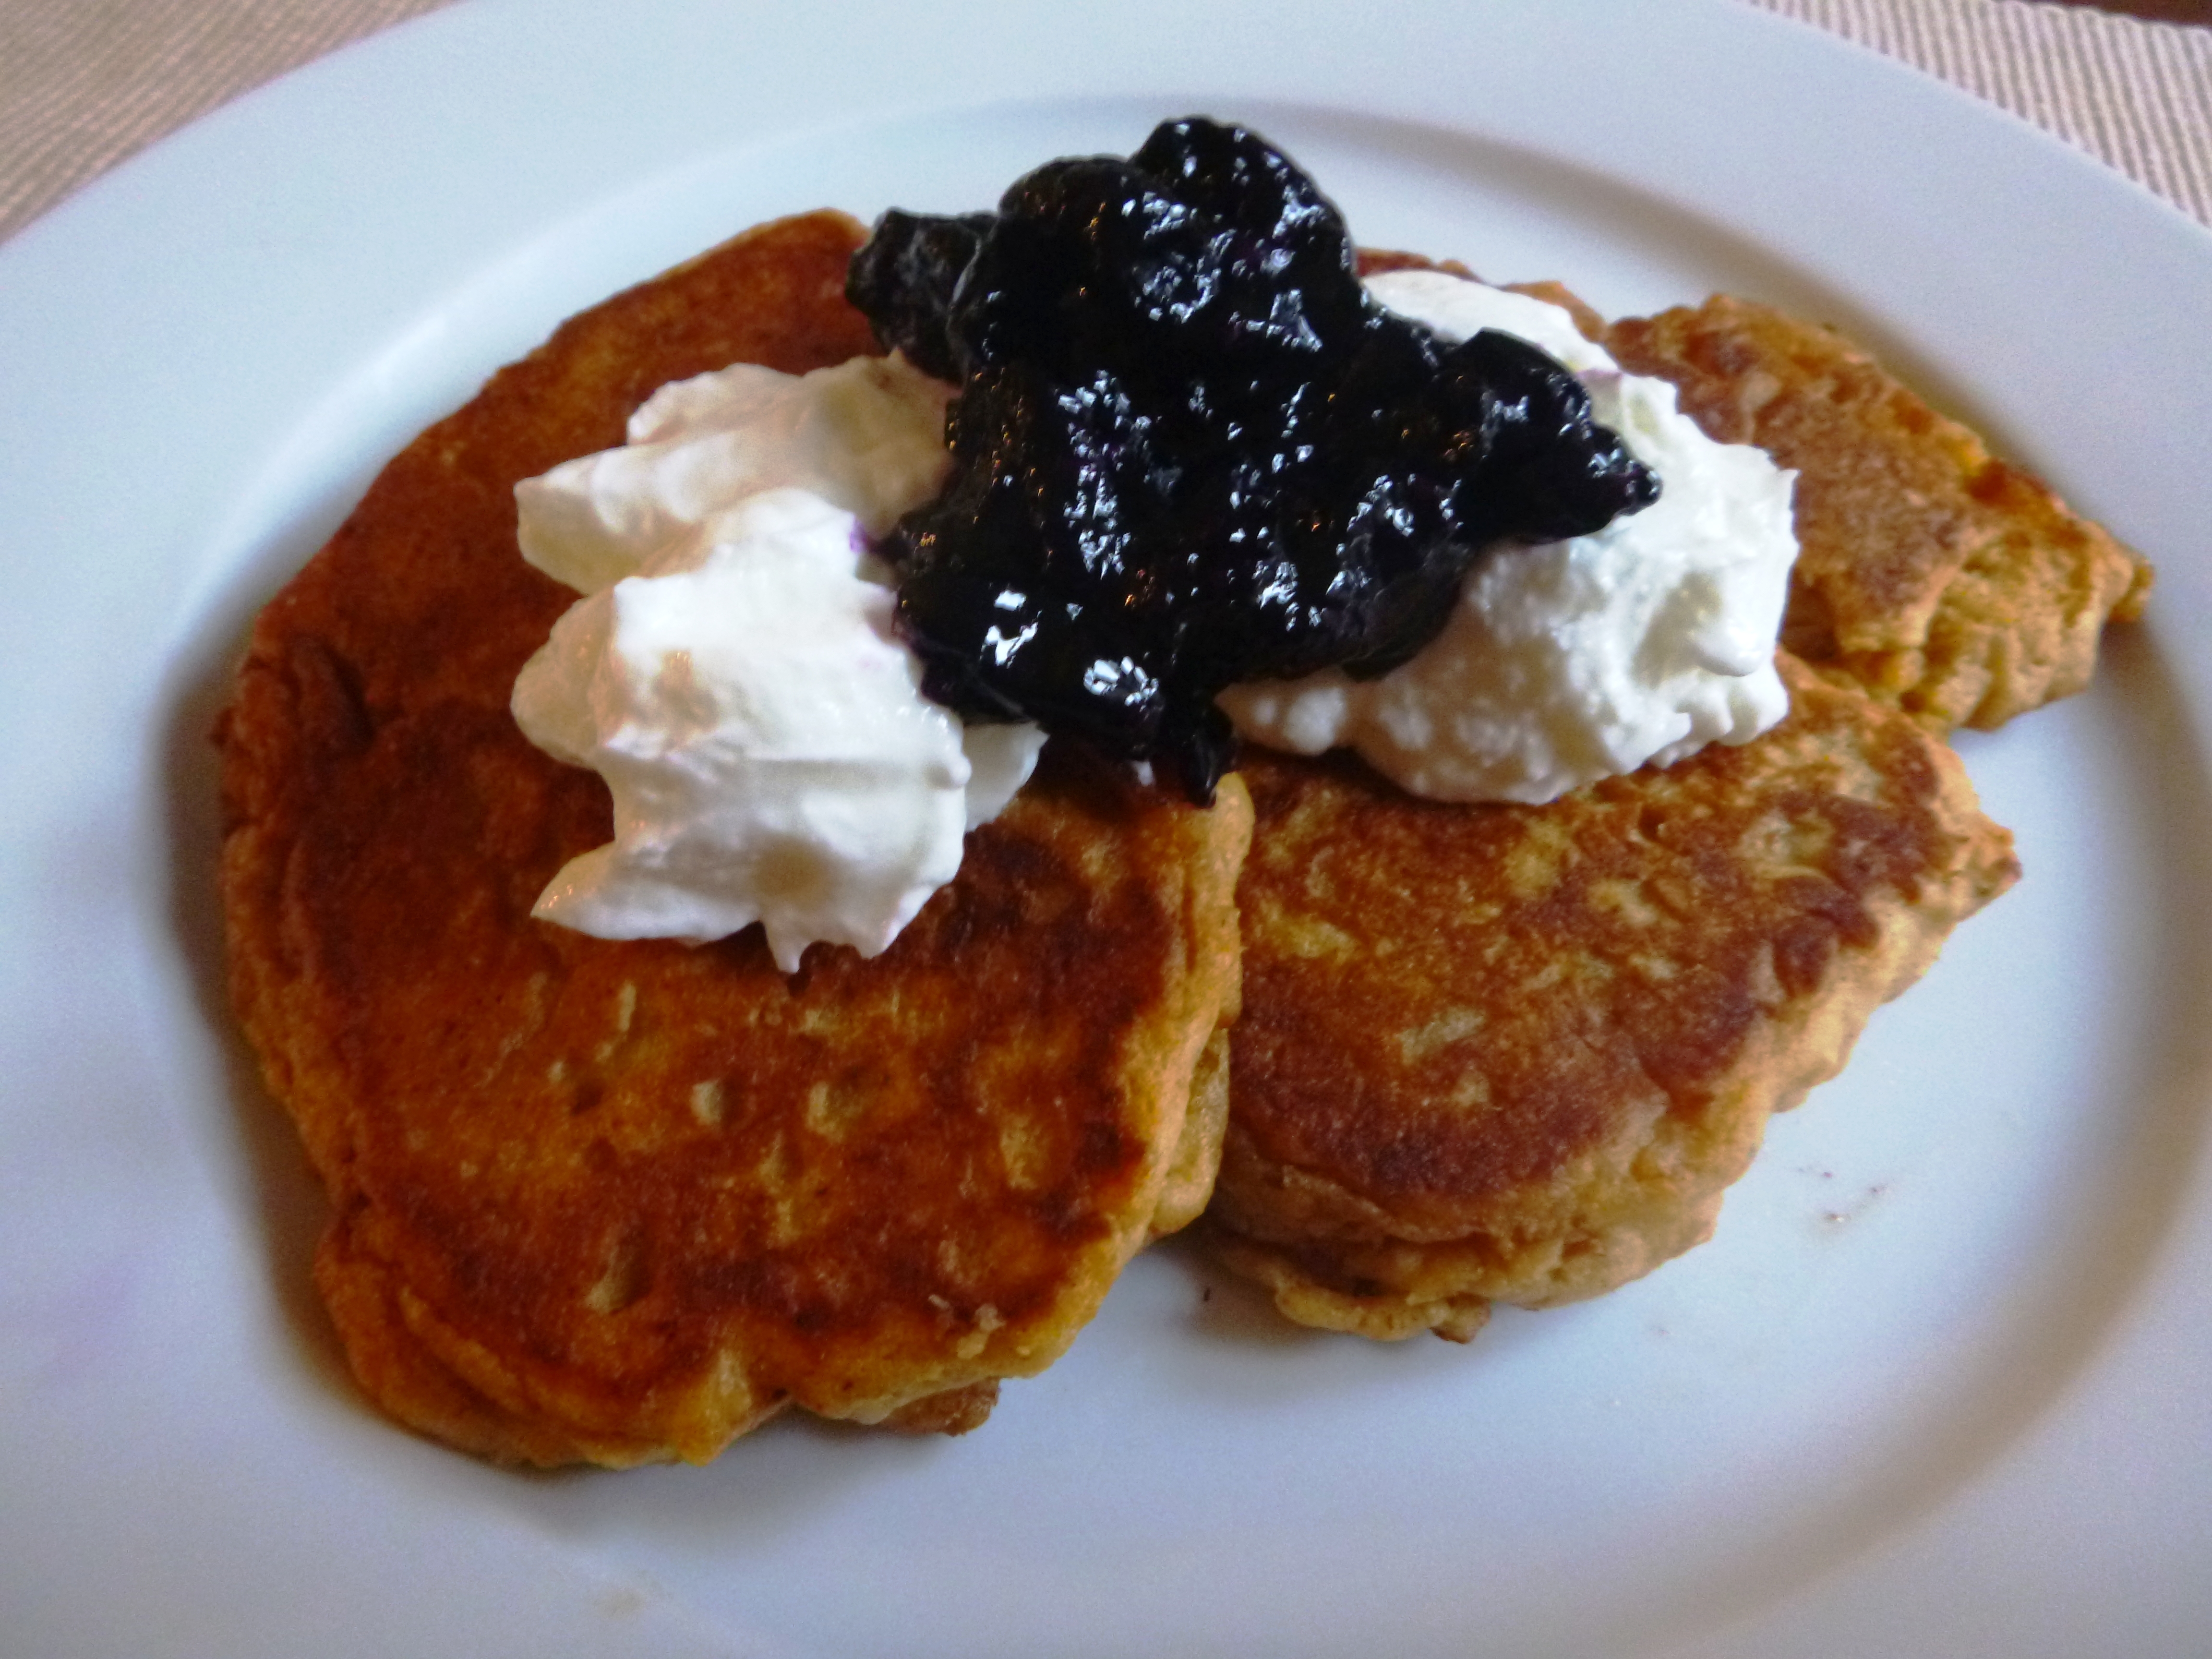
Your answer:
[218,211,1251,1467]
[1209,655,2019,1341]
[1606,295,2152,731]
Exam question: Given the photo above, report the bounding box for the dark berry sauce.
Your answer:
[847,118,1658,803]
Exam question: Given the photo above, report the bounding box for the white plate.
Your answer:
[4,1,2210,1654]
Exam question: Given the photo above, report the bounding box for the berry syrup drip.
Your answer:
[847,118,1659,804]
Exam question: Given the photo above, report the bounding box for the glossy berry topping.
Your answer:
[847,118,1658,803]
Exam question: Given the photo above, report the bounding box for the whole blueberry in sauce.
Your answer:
[846,118,1658,803]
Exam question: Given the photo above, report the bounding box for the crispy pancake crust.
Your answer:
[1211,656,2018,1341]
[219,213,1251,1466]
[1607,296,2151,730]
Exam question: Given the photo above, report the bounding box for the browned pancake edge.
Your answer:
[1607,295,2150,731]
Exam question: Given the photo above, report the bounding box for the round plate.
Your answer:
[2,2,2209,1655]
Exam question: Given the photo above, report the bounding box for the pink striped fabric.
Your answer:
[1747,0,2212,225]
[0,0,457,241]
[0,0,2207,243]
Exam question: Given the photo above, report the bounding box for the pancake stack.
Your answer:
[1205,269,2149,1341]
[219,211,2147,1462]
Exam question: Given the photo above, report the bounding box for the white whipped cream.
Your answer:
[518,353,958,592]
[510,356,1043,970]
[1217,270,1797,805]
[513,275,1796,963]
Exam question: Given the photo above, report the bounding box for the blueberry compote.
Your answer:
[847,118,1658,803]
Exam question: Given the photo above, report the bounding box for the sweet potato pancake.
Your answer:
[1607,296,2152,731]
[1209,656,2019,1341]
[218,212,1250,1467]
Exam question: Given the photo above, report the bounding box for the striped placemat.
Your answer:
[1751,0,2212,223]
[0,0,455,241]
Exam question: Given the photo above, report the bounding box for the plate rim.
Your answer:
[2,3,2210,1657]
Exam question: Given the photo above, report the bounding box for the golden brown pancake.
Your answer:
[219,212,1251,1467]
[1206,263,2135,1343]
[1606,295,2152,731]
[1209,656,2019,1341]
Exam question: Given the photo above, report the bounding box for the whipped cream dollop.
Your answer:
[510,355,1044,970]
[518,353,958,589]
[512,273,1796,962]
[1218,269,1798,804]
